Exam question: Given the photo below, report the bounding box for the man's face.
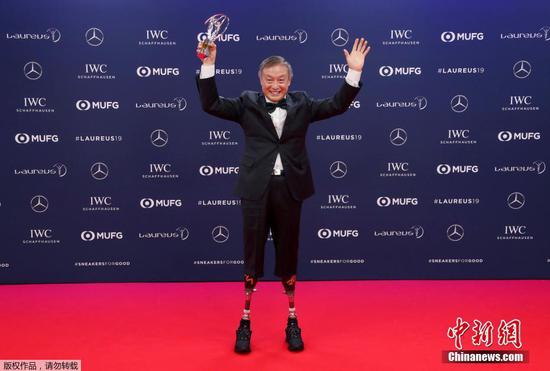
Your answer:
[260,64,291,102]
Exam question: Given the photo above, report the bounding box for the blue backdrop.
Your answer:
[1,0,549,284]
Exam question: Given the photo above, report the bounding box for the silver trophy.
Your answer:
[197,14,230,61]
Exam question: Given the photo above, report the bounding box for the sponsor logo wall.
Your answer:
[1,0,548,283]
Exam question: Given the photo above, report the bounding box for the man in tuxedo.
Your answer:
[196,38,370,353]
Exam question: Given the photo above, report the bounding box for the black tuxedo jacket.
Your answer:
[196,75,361,201]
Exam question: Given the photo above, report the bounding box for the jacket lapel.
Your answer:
[255,93,280,139]
[280,93,297,140]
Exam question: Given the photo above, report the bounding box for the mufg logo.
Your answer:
[441,31,484,42]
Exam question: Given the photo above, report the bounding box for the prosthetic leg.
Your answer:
[235,274,257,353]
[282,274,304,351]
[282,274,297,318]
[242,274,258,320]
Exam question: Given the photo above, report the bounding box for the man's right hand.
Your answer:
[197,41,217,65]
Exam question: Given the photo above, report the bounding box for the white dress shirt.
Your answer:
[200,64,361,172]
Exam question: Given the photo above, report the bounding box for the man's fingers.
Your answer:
[363,45,371,56]
[360,39,368,53]
[343,49,350,58]
[352,38,359,52]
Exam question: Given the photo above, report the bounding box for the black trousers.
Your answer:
[241,175,303,278]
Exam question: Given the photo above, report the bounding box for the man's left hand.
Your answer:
[344,38,371,72]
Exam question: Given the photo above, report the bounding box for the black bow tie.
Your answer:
[265,98,288,113]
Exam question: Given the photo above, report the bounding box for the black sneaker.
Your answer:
[285,317,304,351]
[235,319,252,353]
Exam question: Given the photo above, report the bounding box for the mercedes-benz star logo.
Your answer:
[329,161,347,178]
[451,95,468,113]
[507,192,525,210]
[390,128,407,146]
[85,27,104,46]
[90,162,109,180]
[513,60,531,79]
[30,195,49,213]
[212,226,229,243]
[447,224,464,242]
[151,129,168,147]
[331,28,349,47]
[23,61,42,80]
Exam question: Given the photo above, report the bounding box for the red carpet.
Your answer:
[0,280,548,370]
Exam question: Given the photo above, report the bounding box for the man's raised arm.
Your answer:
[195,41,243,122]
[310,38,370,122]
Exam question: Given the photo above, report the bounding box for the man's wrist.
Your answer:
[200,64,216,79]
[345,68,362,87]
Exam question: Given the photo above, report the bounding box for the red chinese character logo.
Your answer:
[498,319,522,348]
[447,317,470,350]
[471,319,494,347]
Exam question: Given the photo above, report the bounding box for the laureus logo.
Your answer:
[6,28,61,43]
[256,29,308,44]
[47,28,62,43]
[53,163,68,177]
[414,96,428,110]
